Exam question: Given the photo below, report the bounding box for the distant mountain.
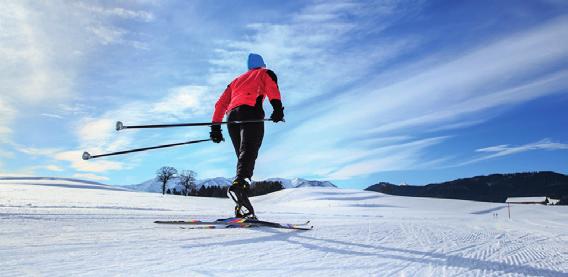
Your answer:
[125,176,191,193]
[366,171,568,204]
[265,177,336,189]
[125,177,335,193]
[199,177,233,188]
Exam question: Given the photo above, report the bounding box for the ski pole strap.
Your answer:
[82,139,211,160]
[116,119,273,131]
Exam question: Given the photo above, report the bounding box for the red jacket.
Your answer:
[212,68,281,123]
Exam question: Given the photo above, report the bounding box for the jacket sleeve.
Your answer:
[212,85,232,123]
[264,70,281,101]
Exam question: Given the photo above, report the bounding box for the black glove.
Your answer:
[270,99,285,123]
[209,125,224,143]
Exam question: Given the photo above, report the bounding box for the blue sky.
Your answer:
[1,0,567,188]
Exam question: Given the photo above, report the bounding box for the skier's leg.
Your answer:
[236,121,264,179]
[228,178,255,218]
[227,104,264,218]
[227,110,241,157]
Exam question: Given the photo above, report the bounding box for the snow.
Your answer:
[1,178,567,276]
[506,197,548,203]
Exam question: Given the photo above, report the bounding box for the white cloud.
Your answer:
[73,2,155,22]
[74,85,213,154]
[40,113,64,119]
[207,0,418,105]
[151,86,213,119]
[14,145,60,157]
[254,15,568,180]
[0,1,74,104]
[325,137,448,180]
[88,25,127,46]
[61,84,214,176]
[0,168,35,177]
[468,139,568,164]
[54,151,124,173]
[0,0,154,117]
[0,0,156,165]
[476,145,510,153]
[9,144,124,174]
[76,117,120,150]
[45,165,64,172]
[0,97,15,142]
[73,173,110,182]
[0,149,14,159]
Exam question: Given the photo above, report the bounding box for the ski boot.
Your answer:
[227,178,256,219]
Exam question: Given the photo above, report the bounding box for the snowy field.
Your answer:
[1,179,567,276]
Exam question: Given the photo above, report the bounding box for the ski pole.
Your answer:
[82,139,211,160]
[115,118,277,131]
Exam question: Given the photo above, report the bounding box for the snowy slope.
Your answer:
[1,178,567,276]
[127,176,335,192]
[0,176,131,191]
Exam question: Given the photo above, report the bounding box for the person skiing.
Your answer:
[210,53,284,219]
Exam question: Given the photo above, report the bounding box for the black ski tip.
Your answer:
[82,151,91,160]
[116,121,124,131]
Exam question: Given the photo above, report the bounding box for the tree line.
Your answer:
[156,166,283,198]
[366,171,568,205]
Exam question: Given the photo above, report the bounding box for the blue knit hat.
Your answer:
[247,53,266,70]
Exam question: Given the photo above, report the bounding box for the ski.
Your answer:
[244,219,313,230]
[180,224,254,230]
[154,217,248,225]
[154,217,313,230]
[179,223,312,231]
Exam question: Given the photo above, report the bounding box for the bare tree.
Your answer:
[178,170,197,196]
[156,166,178,195]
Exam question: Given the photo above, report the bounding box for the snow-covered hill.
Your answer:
[0,176,131,191]
[126,176,335,193]
[0,176,110,186]
[1,178,567,276]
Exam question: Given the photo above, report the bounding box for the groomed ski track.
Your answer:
[1,179,567,276]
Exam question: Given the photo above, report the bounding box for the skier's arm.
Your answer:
[264,70,284,122]
[212,85,232,123]
[264,70,281,103]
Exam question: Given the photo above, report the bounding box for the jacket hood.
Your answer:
[247,53,266,70]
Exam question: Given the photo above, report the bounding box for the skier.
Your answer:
[210,53,284,219]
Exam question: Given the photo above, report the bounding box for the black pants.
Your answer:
[227,104,264,180]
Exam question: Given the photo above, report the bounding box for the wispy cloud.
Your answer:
[254,14,568,180]
[0,0,154,145]
[45,165,64,172]
[325,137,449,180]
[207,0,419,105]
[13,145,60,157]
[10,144,121,175]
[55,150,123,173]
[0,98,15,142]
[73,173,110,182]
[40,113,64,120]
[466,139,568,164]
[2,1,566,185]
[150,86,214,120]
[73,2,155,22]
[76,85,213,151]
